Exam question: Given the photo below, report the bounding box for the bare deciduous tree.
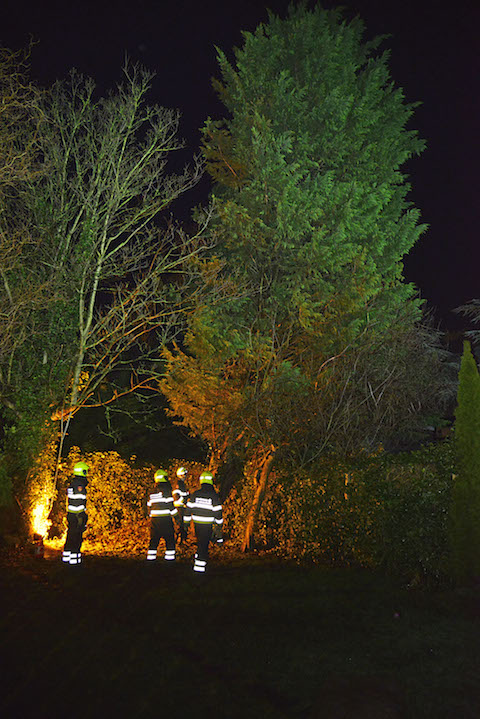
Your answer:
[0,60,216,510]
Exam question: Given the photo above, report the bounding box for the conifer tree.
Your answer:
[162,4,432,548]
[202,4,426,337]
[448,341,480,582]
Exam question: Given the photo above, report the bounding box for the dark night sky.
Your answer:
[2,0,479,329]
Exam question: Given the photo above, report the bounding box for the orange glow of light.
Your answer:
[31,499,51,538]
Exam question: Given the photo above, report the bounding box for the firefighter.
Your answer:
[173,466,190,544]
[62,461,89,566]
[183,470,223,574]
[145,469,177,562]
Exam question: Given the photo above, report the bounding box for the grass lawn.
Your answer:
[1,543,479,718]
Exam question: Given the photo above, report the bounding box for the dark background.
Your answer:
[2,0,479,329]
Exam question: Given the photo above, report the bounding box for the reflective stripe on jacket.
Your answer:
[147,482,178,518]
[184,485,223,526]
[67,479,87,513]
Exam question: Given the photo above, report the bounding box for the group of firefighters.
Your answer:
[62,462,223,574]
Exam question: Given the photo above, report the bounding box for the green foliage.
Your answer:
[1,58,206,519]
[224,442,455,582]
[0,456,13,508]
[0,401,57,506]
[448,341,480,582]
[161,6,452,556]
[453,341,480,471]
[347,445,454,580]
[163,4,434,483]
[203,4,426,341]
[0,48,67,499]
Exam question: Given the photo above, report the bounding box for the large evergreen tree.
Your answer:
[203,4,426,332]
[161,5,437,548]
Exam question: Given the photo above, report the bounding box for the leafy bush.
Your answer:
[49,449,207,554]
[346,444,454,580]
[223,441,455,581]
[42,441,455,581]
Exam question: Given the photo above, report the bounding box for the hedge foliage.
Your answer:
[448,341,480,582]
[46,449,206,555]
[224,441,455,581]
[33,441,456,581]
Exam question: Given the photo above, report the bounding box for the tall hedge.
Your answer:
[448,341,480,583]
[223,442,454,581]
[36,442,455,580]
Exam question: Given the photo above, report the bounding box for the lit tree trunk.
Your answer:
[241,445,276,552]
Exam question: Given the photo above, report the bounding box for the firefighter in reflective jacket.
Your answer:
[183,470,223,573]
[145,469,177,562]
[173,466,190,543]
[62,461,89,566]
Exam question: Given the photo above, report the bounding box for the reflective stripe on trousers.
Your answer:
[146,548,176,561]
[193,553,207,573]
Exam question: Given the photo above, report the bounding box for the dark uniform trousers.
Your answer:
[194,523,213,572]
[173,482,189,542]
[64,512,87,565]
[184,483,222,572]
[148,516,176,561]
[176,507,187,542]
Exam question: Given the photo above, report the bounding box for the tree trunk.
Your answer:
[241,446,276,552]
[209,451,245,503]
[218,454,245,503]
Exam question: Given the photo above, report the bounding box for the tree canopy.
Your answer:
[203,4,427,336]
[0,60,209,512]
[161,4,443,548]
[163,5,431,450]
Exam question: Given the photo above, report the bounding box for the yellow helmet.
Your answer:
[176,466,188,478]
[199,471,214,485]
[73,461,89,477]
[154,469,168,482]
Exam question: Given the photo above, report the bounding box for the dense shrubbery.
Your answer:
[47,449,206,554]
[38,442,455,581]
[224,441,455,581]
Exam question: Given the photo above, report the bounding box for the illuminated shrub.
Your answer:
[223,441,454,581]
[50,450,206,554]
[26,432,59,538]
[44,442,454,579]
